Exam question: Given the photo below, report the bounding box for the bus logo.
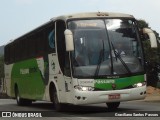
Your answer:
[2,112,11,117]
[112,84,116,90]
[51,60,55,71]
[95,79,115,84]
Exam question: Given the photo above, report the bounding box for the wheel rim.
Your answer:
[17,94,20,103]
[53,90,63,111]
[15,88,20,104]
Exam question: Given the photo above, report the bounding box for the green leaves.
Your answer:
[138,19,149,29]
[0,55,4,78]
[138,19,160,63]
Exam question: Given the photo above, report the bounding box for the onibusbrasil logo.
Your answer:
[1,112,42,118]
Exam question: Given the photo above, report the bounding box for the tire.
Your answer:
[106,102,120,110]
[15,87,32,106]
[50,87,64,111]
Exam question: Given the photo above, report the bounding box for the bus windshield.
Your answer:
[68,19,144,78]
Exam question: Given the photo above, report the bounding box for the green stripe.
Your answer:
[95,75,144,90]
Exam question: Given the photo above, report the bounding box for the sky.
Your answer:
[0,0,160,46]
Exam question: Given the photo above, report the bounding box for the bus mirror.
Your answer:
[64,29,74,51]
[143,28,157,48]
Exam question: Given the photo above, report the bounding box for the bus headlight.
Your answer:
[133,82,146,88]
[74,86,94,91]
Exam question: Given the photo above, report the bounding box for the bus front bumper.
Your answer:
[72,86,146,105]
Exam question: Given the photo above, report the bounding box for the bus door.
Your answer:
[55,20,72,103]
[63,52,73,103]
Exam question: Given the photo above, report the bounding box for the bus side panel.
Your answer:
[10,58,46,100]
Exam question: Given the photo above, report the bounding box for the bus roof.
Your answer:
[7,12,134,45]
[53,12,134,21]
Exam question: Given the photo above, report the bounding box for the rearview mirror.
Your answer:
[143,28,157,48]
[64,29,74,51]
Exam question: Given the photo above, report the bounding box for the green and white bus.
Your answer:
[4,12,157,111]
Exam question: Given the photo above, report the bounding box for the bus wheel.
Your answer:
[51,88,63,111]
[106,102,120,110]
[15,87,32,106]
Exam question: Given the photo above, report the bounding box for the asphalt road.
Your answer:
[0,99,160,120]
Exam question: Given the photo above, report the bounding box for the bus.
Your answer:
[4,12,157,111]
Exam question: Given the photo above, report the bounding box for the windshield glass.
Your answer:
[68,19,144,78]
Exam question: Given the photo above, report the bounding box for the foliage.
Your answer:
[0,55,4,79]
[142,41,159,63]
[138,19,160,63]
[138,19,160,87]
[137,19,149,29]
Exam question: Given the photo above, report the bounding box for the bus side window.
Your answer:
[5,45,10,64]
[35,32,44,56]
[14,40,21,62]
[44,23,55,54]
[28,36,35,58]
[10,43,15,63]
[48,29,55,52]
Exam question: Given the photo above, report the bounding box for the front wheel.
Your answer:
[51,87,64,111]
[106,102,120,110]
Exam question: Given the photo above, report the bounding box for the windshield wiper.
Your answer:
[94,50,103,77]
[110,42,132,74]
[94,40,105,77]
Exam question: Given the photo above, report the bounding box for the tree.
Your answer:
[138,19,149,29]
[0,55,4,78]
[138,19,160,62]
[0,55,4,90]
[138,19,160,87]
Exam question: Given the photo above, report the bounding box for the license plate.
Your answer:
[109,94,120,100]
